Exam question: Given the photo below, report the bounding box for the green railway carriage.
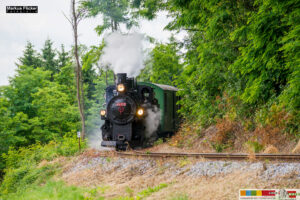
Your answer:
[139,82,180,135]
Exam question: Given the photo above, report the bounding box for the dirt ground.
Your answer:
[54,149,300,200]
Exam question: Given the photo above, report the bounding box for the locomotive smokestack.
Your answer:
[117,73,127,84]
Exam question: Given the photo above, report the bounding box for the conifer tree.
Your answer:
[58,44,70,68]
[41,39,58,77]
[18,41,41,68]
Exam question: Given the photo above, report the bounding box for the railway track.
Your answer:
[115,150,300,160]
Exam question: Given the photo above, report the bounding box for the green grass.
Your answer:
[246,140,264,153]
[154,138,164,146]
[1,181,96,200]
[114,183,168,200]
[169,194,189,200]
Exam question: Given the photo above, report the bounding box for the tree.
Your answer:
[0,98,27,173]
[57,44,71,69]
[65,0,87,139]
[137,60,152,82]
[54,64,77,103]
[81,0,137,33]
[31,83,80,142]
[85,70,114,134]
[0,39,83,178]
[41,39,58,78]
[18,41,42,68]
[135,0,299,124]
[149,39,182,86]
[81,44,105,99]
[4,66,51,118]
[231,0,299,105]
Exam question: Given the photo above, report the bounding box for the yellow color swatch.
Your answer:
[257,190,262,196]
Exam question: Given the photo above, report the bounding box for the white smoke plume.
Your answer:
[87,130,102,149]
[101,32,146,77]
[86,119,112,151]
[87,129,112,151]
[145,106,161,138]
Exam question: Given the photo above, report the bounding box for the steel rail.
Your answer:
[115,150,300,160]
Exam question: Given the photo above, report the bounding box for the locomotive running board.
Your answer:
[101,141,117,147]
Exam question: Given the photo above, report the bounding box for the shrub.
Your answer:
[0,164,57,195]
[209,117,236,152]
[245,140,264,153]
[0,135,86,196]
[3,135,85,169]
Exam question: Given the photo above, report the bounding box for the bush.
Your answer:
[3,135,85,169]
[0,164,57,195]
[0,135,86,196]
[245,140,264,153]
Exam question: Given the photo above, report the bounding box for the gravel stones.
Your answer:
[65,155,300,180]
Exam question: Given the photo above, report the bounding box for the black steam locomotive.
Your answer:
[100,73,179,150]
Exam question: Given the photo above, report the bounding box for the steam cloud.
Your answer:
[87,129,112,151]
[87,120,111,151]
[145,106,161,138]
[87,130,103,150]
[101,32,145,77]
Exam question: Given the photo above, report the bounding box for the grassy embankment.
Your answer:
[0,137,187,200]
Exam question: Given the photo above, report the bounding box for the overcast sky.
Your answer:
[0,0,176,86]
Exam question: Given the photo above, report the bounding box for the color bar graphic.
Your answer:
[240,190,275,196]
[239,189,300,199]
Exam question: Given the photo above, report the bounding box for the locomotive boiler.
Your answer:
[100,73,179,150]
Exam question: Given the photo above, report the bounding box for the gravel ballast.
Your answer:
[64,154,300,180]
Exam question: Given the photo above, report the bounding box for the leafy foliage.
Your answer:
[138,37,183,86]
[81,0,138,32]
[0,136,85,196]
[0,41,84,177]
[138,0,299,135]
[31,83,80,141]
[148,39,183,86]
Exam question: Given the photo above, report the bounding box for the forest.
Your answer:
[0,0,299,198]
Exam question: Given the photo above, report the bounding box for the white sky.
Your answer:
[0,0,177,86]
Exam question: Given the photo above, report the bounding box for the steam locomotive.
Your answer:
[100,73,180,150]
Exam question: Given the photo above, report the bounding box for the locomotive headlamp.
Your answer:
[117,84,125,92]
[137,108,144,116]
[100,110,106,116]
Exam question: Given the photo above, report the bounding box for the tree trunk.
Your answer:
[71,0,85,139]
[79,66,85,138]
